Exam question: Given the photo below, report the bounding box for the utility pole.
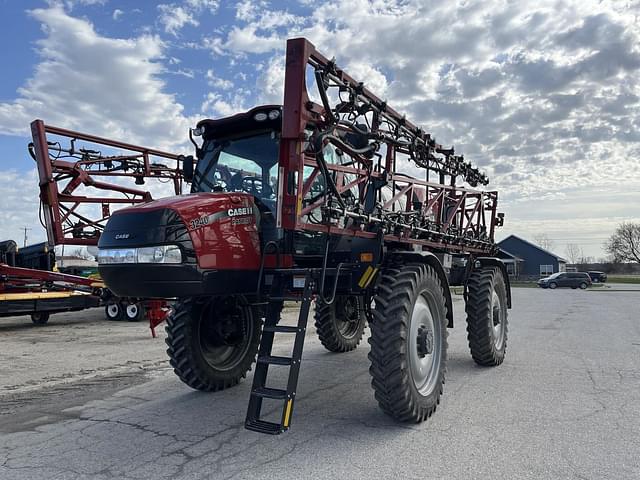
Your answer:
[21,227,32,248]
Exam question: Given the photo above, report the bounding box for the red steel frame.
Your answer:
[31,120,187,246]
[0,264,101,294]
[278,38,499,254]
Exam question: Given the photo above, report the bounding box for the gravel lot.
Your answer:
[1,286,639,479]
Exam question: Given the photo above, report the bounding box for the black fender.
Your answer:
[474,257,512,309]
[383,250,455,328]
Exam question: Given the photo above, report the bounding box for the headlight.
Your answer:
[97,248,136,264]
[97,245,182,264]
[137,245,182,264]
[268,109,280,120]
[254,112,268,121]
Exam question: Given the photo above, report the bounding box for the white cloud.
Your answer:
[0,5,193,150]
[200,91,249,117]
[157,0,219,36]
[112,8,123,21]
[158,5,198,36]
[344,62,389,97]
[256,55,285,105]
[206,70,233,90]
[225,26,283,54]
[65,0,107,7]
[235,0,267,22]
[185,0,219,12]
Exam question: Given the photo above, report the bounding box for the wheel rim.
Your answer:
[408,293,442,396]
[335,296,361,339]
[549,283,557,289]
[126,304,138,318]
[107,303,120,318]
[198,297,253,372]
[491,289,506,350]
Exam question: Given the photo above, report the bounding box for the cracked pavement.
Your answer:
[1,287,639,479]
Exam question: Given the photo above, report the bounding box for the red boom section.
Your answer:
[0,263,102,295]
[30,120,188,246]
[279,38,503,255]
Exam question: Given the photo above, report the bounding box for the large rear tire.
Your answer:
[165,296,261,391]
[465,267,508,366]
[368,264,448,422]
[314,295,366,352]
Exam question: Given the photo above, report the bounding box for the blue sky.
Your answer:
[1,0,639,259]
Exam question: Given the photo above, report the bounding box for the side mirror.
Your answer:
[181,155,194,182]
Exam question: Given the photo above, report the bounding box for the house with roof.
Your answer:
[497,235,567,279]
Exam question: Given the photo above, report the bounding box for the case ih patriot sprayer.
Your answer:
[31,38,510,434]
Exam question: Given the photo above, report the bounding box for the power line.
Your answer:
[21,227,32,248]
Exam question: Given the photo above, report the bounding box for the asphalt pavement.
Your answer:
[1,287,639,479]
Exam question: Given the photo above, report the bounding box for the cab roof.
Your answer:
[196,105,282,140]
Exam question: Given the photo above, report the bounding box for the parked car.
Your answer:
[538,272,592,289]
[587,271,607,283]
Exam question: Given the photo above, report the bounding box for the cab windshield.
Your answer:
[192,131,279,210]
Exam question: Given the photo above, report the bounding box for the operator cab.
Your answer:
[191,106,282,216]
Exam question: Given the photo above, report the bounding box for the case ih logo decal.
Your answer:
[115,233,130,239]
[227,207,252,217]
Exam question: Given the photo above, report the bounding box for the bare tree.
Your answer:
[605,222,640,263]
[70,247,92,260]
[565,243,584,264]
[533,233,555,251]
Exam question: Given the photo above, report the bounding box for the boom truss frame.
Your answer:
[278,38,501,255]
[30,120,187,246]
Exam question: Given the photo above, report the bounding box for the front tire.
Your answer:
[465,267,508,366]
[165,296,261,391]
[549,282,558,289]
[368,264,448,422]
[579,282,588,289]
[314,295,366,352]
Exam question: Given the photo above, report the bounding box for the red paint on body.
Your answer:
[117,192,261,270]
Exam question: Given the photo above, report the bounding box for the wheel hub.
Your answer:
[409,294,442,396]
[491,289,505,350]
[199,297,253,372]
[416,325,434,357]
[336,296,361,338]
[126,304,138,318]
